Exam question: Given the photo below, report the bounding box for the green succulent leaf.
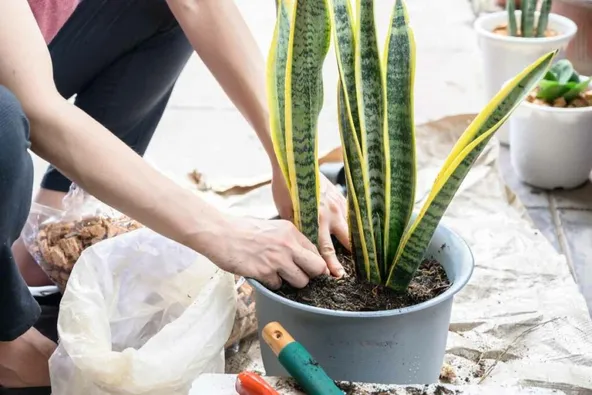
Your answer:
[569,70,581,83]
[551,59,575,84]
[383,0,416,272]
[355,0,386,269]
[338,83,381,283]
[507,0,518,36]
[565,78,592,102]
[386,50,557,292]
[543,70,557,81]
[284,0,331,244]
[267,0,292,189]
[536,80,570,102]
[536,0,552,37]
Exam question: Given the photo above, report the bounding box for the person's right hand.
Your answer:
[204,216,328,290]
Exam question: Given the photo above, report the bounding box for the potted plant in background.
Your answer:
[474,0,577,145]
[510,59,592,189]
[250,0,555,385]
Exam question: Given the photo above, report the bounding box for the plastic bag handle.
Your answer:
[235,276,246,290]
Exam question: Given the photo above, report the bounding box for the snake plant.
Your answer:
[268,0,556,291]
[507,0,552,37]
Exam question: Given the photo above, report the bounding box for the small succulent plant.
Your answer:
[507,0,552,37]
[527,59,592,107]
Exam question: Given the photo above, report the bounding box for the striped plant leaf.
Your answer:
[338,82,381,283]
[330,0,380,281]
[267,0,292,188]
[328,0,361,145]
[382,0,417,271]
[507,0,518,36]
[522,0,536,37]
[346,165,369,279]
[386,51,556,291]
[355,0,386,269]
[536,0,552,37]
[284,0,331,244]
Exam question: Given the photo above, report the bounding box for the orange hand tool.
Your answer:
[235,371,279,395]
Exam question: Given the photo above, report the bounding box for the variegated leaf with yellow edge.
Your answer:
[284,0,331,244]
[386,50,557,291]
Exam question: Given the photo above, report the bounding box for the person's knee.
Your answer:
[0,86,31,180]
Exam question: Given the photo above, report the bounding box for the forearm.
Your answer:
[167,0,280,171]
[29,100,226,253]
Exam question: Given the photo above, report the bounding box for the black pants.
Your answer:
[0,0,193,342]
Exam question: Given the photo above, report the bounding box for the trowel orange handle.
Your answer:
[235,371,279,395]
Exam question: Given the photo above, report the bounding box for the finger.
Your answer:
[277,263,309,289]
[318,221,346,278]
[293,228,320,255]
[293,247,328,279]
[332,212,351,252]
[260,273,283,290]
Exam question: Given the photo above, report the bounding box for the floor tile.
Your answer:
[558,209,592,315]
[551,182,592,210]
[527,208,561,253]
[497,146,550,209]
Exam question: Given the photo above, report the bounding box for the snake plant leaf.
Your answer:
[522,0,536,37]
[284,0,331,244]
[328,0,361,145]
[565,78,592,102]
[536,0,552,37]
[507,0,518,36]
[355,0,386,268]
[338,83,381,283]
[386,50,556,291]
[383,0,417,270]
[267,0,292,188]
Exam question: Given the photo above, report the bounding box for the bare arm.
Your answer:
[166,0,349,276]
[166,0,281,172]
[0,1,226,255]
[0,1,326,288]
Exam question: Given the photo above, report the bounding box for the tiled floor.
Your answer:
[498,145,592,315]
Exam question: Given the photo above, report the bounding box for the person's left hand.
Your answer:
[271,169,349,278]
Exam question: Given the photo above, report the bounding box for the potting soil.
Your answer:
[276,250,450,312]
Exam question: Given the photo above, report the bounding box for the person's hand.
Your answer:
[271,169,349,278]
[204,215,328,290]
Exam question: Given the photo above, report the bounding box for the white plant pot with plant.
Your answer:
[248,0,557,385]
[474,0,577,145]
[510,59,592,189]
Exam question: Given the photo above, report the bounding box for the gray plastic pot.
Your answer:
[248,222,474,385]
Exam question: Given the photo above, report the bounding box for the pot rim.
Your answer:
[248,222,475,318]
[474,11,577,45]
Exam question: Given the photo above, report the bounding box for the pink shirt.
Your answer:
[28,0,79,44]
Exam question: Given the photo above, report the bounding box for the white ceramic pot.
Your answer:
[475,11,577,145]
[509,83,592,189]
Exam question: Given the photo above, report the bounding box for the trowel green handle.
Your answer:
[262,322,343,395]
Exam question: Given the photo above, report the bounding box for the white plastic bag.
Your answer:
[49,228,237,395]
